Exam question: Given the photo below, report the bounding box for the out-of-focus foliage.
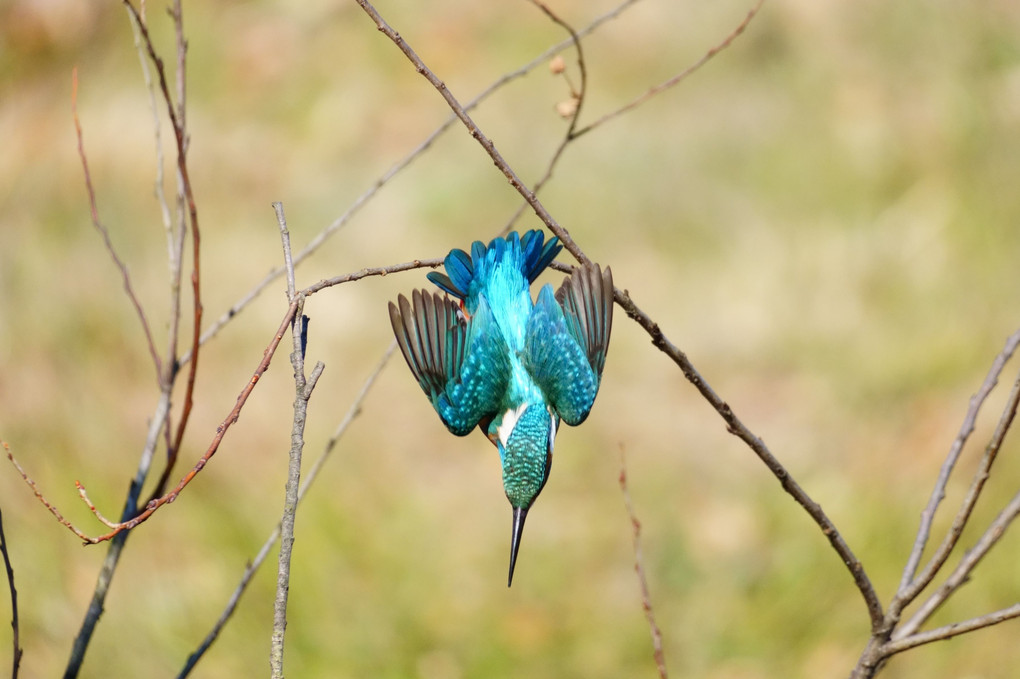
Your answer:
[1,0,1019,677]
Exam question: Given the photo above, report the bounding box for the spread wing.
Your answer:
[524,263,614,426]
[389,289,510,436]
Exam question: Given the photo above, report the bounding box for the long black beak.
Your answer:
[508,506,528,587]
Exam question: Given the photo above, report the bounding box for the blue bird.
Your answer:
[388,229,613,586]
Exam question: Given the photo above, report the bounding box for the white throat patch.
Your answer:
[548,410,558,455]
[496,403,529,448]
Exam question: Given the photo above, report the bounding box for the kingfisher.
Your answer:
[388,229,613,586]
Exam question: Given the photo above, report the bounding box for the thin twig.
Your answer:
[0,508,23,679]
[71,67,163,381]
[300,259,444,296]
[274,202,297,301]
[177,541,276,679]
[354,0,881,624]
[882,603,1020,657]
[178,347,394,677]
[125,5,175,261]
[125,5,186,496]
[498,0,587,235]
[894,329,1020,605]
[4,441,92,543]
[619,449,667,679]
[572,0,766,139]
[895,368,1020,638]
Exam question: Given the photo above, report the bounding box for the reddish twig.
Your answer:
[71,67,163,381]
[0,507,23,679]
[70,301,297,543]
[128,0,188,500]
[619,449,668,679]
[5,441,93,543]
[572,0,766,139]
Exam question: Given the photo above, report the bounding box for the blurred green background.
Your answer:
[2,0,1020,677]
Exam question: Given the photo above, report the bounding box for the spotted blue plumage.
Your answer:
[389,229,613,585]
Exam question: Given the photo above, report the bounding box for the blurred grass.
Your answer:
[2,0,1020,677]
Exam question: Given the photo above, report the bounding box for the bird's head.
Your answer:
[489,403,559,586]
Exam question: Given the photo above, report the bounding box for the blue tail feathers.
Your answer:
[427,230,562,301]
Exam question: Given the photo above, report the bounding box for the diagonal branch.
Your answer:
[356,0,883,629]
[882,603,1020,657]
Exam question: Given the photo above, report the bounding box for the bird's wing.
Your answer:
[524,263,613,426]
[389,290,510,436]
[555,262,614,382]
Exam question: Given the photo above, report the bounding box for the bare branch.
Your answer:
[270,308,318,678]
[271,205,312,678]
[274,202,297,301]
[0,508,23,679]
[125,5,175,255]
[300,259,444,296]
[883,603,1020,657]
[573,0,766,139]
[619,449,668,679]
[5,441,93,543]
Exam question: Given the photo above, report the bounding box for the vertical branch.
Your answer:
[0,509,22,679]
[270,204,324,678]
